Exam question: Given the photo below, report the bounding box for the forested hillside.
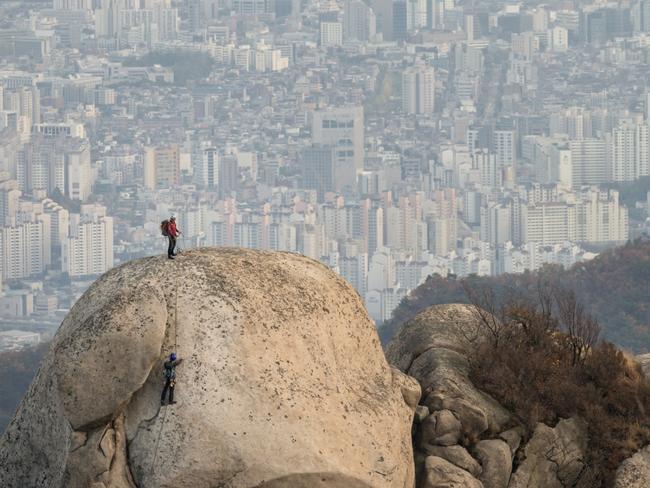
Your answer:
[380,238,650,353]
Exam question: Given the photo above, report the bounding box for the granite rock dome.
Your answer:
[0,248,419,488]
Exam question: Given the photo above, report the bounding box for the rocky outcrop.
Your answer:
[473,440,511,488]
[508,418,588,488]
[615,445,650,488]
[386,304,511,441]
[0,248,418,488]
[386,304,599,488]
[421,456,484,488]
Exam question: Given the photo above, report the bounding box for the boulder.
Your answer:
[615,445,650,488]
[0,248,417,488]
[422,456,484,488]
[386,304,511,438]
[418,409,462,448]
[508,418,588,488]
[431,410,462,446]
[473,439,512,488]
[421,445,482,478]
[498,428,523,457]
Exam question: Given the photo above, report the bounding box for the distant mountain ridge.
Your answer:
[379,238,650,353]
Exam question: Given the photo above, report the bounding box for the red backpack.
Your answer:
[161,220,170,236]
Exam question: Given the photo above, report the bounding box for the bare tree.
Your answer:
[461,280,506,348]
[555,289,601,365]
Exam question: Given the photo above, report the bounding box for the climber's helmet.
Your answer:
[170,353,177,361]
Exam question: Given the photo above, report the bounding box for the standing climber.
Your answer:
[166,216,181,259]
[161,353,184,406]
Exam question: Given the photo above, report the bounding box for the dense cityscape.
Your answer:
[0,0,649,350]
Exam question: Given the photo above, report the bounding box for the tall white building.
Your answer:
[0,179,21,227]
[577,188,628,243]
[194,147,219,188]
[65,141,92,201]
[548,26,568,52]
[406,0,427,30]
[53,0,92,9]
[548,142,573,189]
[480,203,512,246]
[493,125,516,170]
[569,139,608,187]
[473,149,501,188]
[549,107,592,140]
[522,203,576,245]
[157,8,179,41]
[63,205,114,277]
[320,22,343,47]
[0,221,45,280]
[402,64,435,114]
[609,121,649,182]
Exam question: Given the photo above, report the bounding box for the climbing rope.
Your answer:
[150,403,169,474]
[149,282,180,475]
[174,282,179,352]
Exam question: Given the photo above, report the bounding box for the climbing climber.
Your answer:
[161,353,184,406]
[162,216,181,260]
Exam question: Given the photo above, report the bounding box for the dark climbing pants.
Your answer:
[167,236,177,257]
[161,378,174,403]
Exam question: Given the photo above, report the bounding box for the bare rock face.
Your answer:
[0,248,418,488]
[615,445,650,488]
[508,418,588,488]
[473,439,512,488]
[386,304,512,488]
[386,304,511,440]
[420,445,482,478]
[421,456,484,488]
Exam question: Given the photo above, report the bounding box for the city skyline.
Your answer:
[0,0,649,349]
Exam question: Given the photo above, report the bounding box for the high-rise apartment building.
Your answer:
[218,154,239,199]
[343,0,376,42]
[569,139,608,187]
[522,203,576,245]
[17,136,91,200]
[473,149,501,188]
[402,64,436,115]
[393,0,408,41]
[480,202,512,246]
[0,220,45,280]
[64,141,92,201]
[320,22,343,47]
[144,145,180,190]
[0,179,21,227]
[493,121,516,171]
[63,205,114,277]
[233,0,268,15]
[609,121,649,182]
[576,189,628,243]
[406,0,427,30]
[53,0,92,9]
[194,147,219,189]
